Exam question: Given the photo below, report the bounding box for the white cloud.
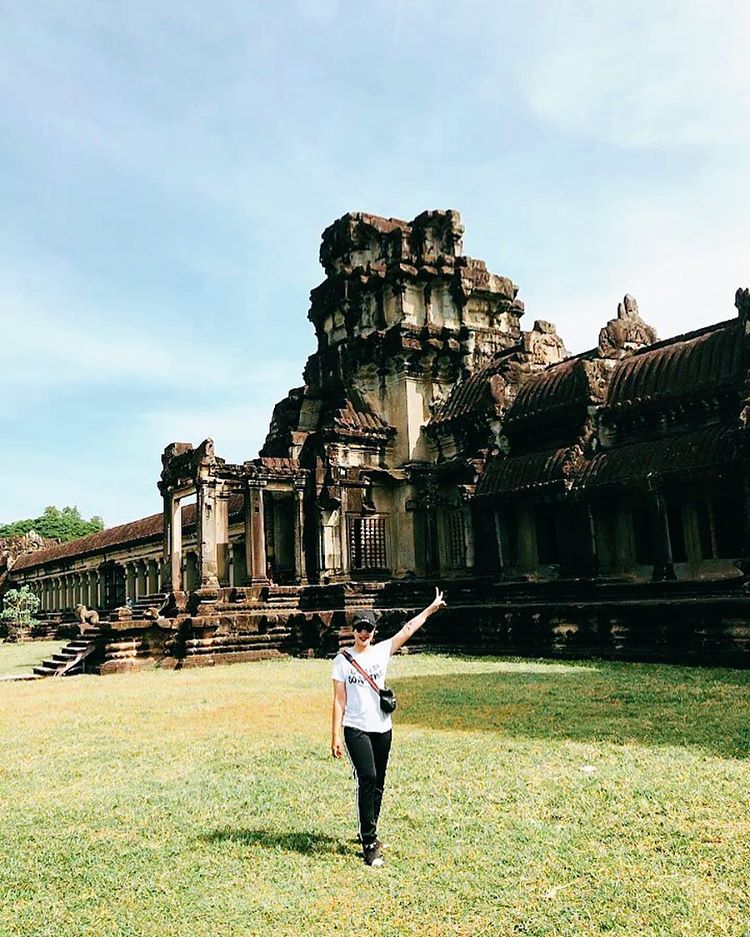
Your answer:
[519,0,750,147]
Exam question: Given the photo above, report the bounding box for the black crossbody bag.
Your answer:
[342,650,397,714]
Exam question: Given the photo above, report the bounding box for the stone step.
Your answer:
[33,665,59,676]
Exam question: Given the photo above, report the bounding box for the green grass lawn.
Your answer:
[0,640,64,676]
[0,652,748,936]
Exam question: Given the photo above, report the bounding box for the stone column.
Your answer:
[293,484,308,585]
[162,493,183,592]
[737,474,750,575]
[147,560,159,595]
[651,493,676,581]
[136,561,148,599]
[215,487,231,587]
[493,508,506,573]
[424,508,438,575]
[197,479,220,590]
[244,483,269,585]
[228,543,236,587]
[462,504,475,570]
[125,562,136,603]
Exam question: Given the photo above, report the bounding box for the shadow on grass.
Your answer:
[391,668,750,759]
[202,828,350,855]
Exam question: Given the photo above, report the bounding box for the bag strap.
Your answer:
[342,650,382,694]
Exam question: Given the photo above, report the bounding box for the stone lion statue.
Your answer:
[75,604,100,632]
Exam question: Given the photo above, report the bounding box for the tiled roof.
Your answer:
[476,447,572,497]
[13,494,245,572]
[428,358,506,426]
[504,357,594,429]
[330,388,391,434]
[574,425,740,492]
[256,456,303,475]
[606,319,741,410]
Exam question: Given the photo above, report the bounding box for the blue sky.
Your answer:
[2,0,750,527]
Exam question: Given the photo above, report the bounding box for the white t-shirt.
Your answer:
[331,638,393,733]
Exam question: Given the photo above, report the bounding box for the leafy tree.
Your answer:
[0,586,41,639]
[0,506,104,542]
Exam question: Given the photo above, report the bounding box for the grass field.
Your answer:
[0,640,64,677]
[0,651,749,936]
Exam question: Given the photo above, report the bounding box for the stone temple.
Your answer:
[4,210,750,670]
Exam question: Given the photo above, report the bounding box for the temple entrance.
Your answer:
[265,493,296,583]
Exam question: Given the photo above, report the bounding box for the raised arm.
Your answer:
[390,588,446,654]
[331,679,347,758]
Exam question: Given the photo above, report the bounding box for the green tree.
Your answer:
[0,586,41,640]
[0,506,104,542]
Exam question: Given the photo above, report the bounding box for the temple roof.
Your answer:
[476,447,573,497]
[575,425,741,493]
[504,357,597,430]
[428,357,507,427]
[12,495,245,573]
[606,318,742,411]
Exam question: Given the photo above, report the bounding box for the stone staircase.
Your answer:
[263,585,302,610]
[125,593,167,619]
[32,628,103,677]
[181,619,293,667]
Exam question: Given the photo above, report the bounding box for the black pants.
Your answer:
[343,726,392,846]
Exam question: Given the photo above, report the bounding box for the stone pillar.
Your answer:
[424,508,438,575]
[215,488,231,586]
[493,509,506,573]
[197,480,220,590]
[136,561,148,599]
[245,483,269,585]
[462,504,475,570]
[737,474,750,575]
[652,493,676,581]
[293,484,308,585]
[337,487,349,578]
[125,562,136,602]
[228,543,236,587]
[147,560,159,595]
[163,493,183,592]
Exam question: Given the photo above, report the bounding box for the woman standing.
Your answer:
[331,588,446,867]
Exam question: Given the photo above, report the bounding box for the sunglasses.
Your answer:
[354,623,375,633]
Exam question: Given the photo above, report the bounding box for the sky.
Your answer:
[2,0,750,527]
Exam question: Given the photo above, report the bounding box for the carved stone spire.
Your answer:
[598,293,657,358]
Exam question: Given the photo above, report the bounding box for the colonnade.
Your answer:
[163,481,307,592]
[21,557,163,613]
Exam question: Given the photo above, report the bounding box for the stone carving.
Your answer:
[598,294,657,357]
[489,373,509,415]
[75,604,100,631]
[522,320,567,366]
